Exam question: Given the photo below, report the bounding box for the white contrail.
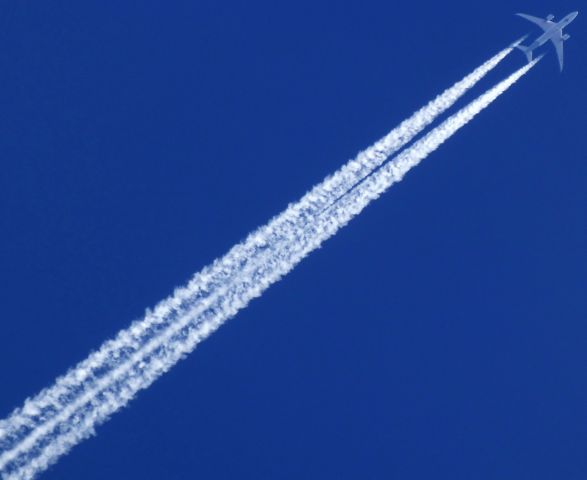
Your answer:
[0,44,515,452]
[0,59,537,480]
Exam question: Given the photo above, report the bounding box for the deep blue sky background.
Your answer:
[0,1,585,479]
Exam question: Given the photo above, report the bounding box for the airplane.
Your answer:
[515,11,578,71]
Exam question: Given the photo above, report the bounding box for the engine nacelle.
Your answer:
[563,34,571,41]
[547,14,555,21]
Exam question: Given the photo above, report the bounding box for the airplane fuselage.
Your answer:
[516,11,578,70]
[527,12,577,50]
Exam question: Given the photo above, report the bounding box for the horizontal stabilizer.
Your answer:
[515,44,533,63]
[511,34,529,47]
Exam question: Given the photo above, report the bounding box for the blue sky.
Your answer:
[0,1,585,479]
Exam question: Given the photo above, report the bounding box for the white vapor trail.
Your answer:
[0,55,535,479]
[0,44,513,453]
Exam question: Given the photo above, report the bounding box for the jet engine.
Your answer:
[546,14,555,21]
[563,34,571,41]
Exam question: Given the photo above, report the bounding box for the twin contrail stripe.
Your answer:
[0,54,536,480]
[0,46,512,454]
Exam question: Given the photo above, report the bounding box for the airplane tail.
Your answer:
[515,44,533,63]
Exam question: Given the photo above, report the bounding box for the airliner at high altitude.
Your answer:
[515,12,578,71]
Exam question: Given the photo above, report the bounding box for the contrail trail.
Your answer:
[0,59,534,478]
[0,58,537,480]
[0,45,515,456]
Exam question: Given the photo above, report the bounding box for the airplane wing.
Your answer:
[516,13,553,31]
[551,36,564,71]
